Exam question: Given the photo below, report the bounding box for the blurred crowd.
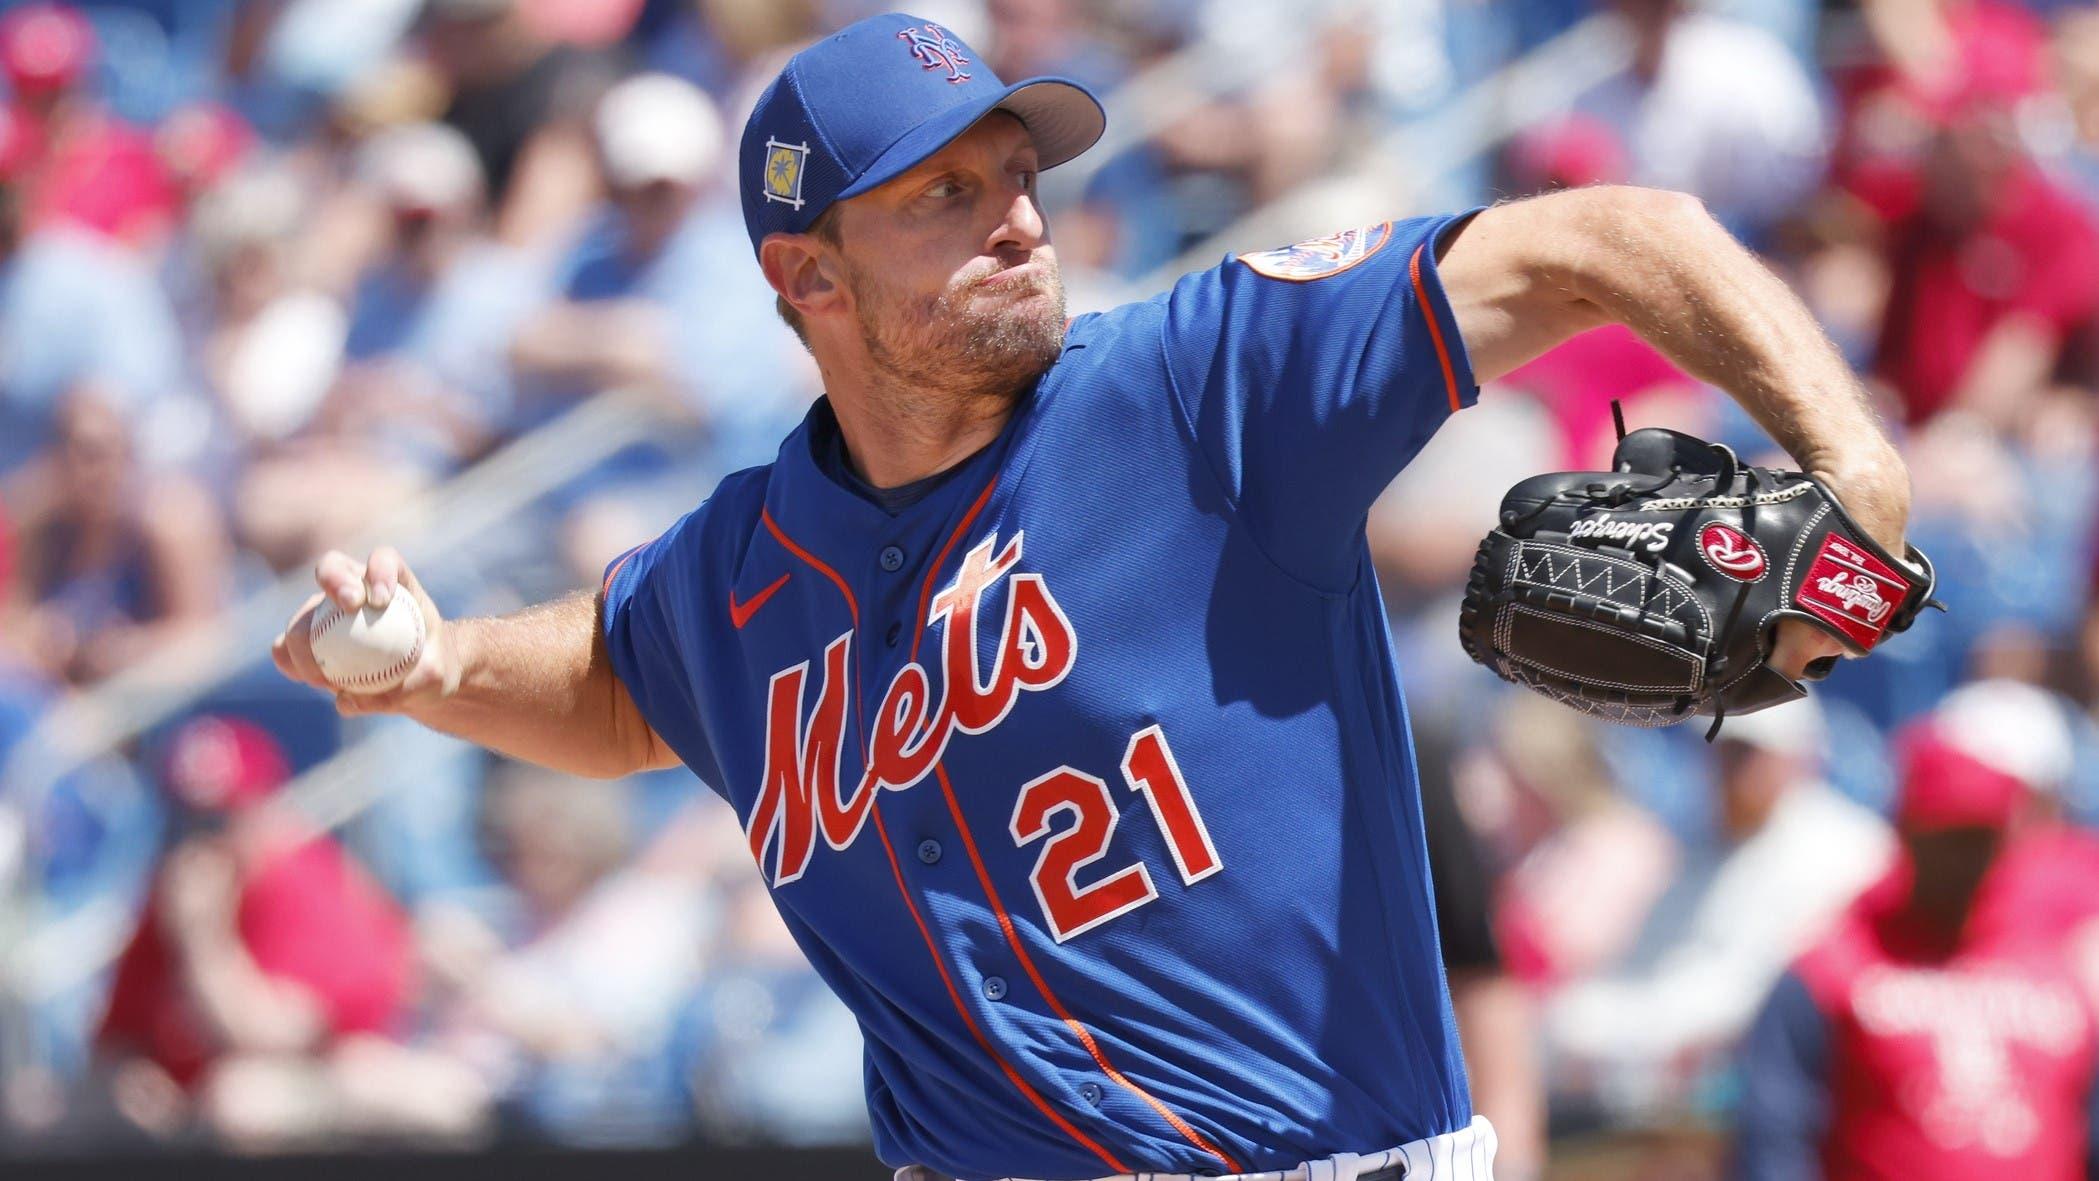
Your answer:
[1369,0,2099,1174]
[1,0,2099,1174]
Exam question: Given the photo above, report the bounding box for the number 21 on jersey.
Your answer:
[1008,725,1223,942]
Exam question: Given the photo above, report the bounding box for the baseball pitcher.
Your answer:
[274,12,1915,1180]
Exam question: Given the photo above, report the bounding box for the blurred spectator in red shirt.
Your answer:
[1733,680,2099,1181]
[1844,0,2048,153]
[0,3,178,249]
[1830,0,2099,427]
[94,716,481,1150]
[96,719,407,1121]
[1866,102,2099,427]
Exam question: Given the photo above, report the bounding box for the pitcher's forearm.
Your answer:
[1575,193,1894,463]
[1444,188,1909,551]
[277,549,677,777]
[405,594,667,778]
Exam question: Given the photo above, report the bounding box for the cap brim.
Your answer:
[835,76,1105,202]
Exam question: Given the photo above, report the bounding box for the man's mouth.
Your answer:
[977,261,1043,289]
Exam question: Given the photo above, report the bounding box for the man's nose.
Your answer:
[989,187,1046,254]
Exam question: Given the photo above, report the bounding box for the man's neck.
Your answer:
[820,364,1024,489]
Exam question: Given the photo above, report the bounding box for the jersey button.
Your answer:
[916,839,941,865]
[982,975,1007,1001]
[879,545,906,572]
[886,622,902,648]
[1079,1083,1104,1106]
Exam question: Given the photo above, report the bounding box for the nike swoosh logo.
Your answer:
[729,573,791,629]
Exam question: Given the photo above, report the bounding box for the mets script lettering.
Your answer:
[748,531,1076,885]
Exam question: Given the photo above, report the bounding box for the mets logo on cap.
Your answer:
[898,22,971,82]
[1240,222,1395,281]
[762,137,810,209]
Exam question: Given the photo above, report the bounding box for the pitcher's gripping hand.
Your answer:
[272,547,460,717]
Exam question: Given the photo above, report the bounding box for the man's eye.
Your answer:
[1017,169,1037,190]
[926,180,963,199]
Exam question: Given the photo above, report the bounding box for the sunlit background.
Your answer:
[0,0,2093,1178]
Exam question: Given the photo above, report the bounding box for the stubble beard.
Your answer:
[852,258,1068,418]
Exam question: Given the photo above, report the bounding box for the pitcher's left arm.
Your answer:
[1434,186,1911,680]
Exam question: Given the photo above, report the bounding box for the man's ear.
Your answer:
[760,232,844,322]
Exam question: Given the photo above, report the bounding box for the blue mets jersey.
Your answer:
[601,212,1480,1180]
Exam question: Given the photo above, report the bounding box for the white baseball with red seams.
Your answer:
[309,592,425,694]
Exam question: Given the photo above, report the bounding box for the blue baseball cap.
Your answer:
[739,12,1105,256]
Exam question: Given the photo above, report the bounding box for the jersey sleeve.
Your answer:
[600,515,726,793]
[1159,211,1481,587]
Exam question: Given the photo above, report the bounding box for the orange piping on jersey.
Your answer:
[601,544,642,596]
[932,764,1245,1175]
[762,507,867,748]
[762,507,859,626]
[907,494,1240,1172]
[870,806,1131,1175]
[1409,243,1465,414]
[910,473,1002,665]
[763,504,1121,1172]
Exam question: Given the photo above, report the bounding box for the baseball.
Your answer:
[309,591,426,695]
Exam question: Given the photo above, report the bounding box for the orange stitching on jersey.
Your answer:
[933,764,1245,1175]
[871,806,1130,1175]
[1409,243,1464,414]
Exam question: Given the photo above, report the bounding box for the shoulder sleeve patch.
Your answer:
[1235,221,1394,282]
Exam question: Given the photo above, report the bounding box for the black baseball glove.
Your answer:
[1458,424,1939,735]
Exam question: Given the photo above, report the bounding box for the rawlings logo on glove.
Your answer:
[1459,423,1940,736]
[1698,523,1767,581]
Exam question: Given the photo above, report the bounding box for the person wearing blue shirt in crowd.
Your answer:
[339,121,546,477]
[0,186,181,474]
[510,72,813,503]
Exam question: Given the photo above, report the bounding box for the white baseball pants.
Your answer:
[896,1113,1499,1181]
